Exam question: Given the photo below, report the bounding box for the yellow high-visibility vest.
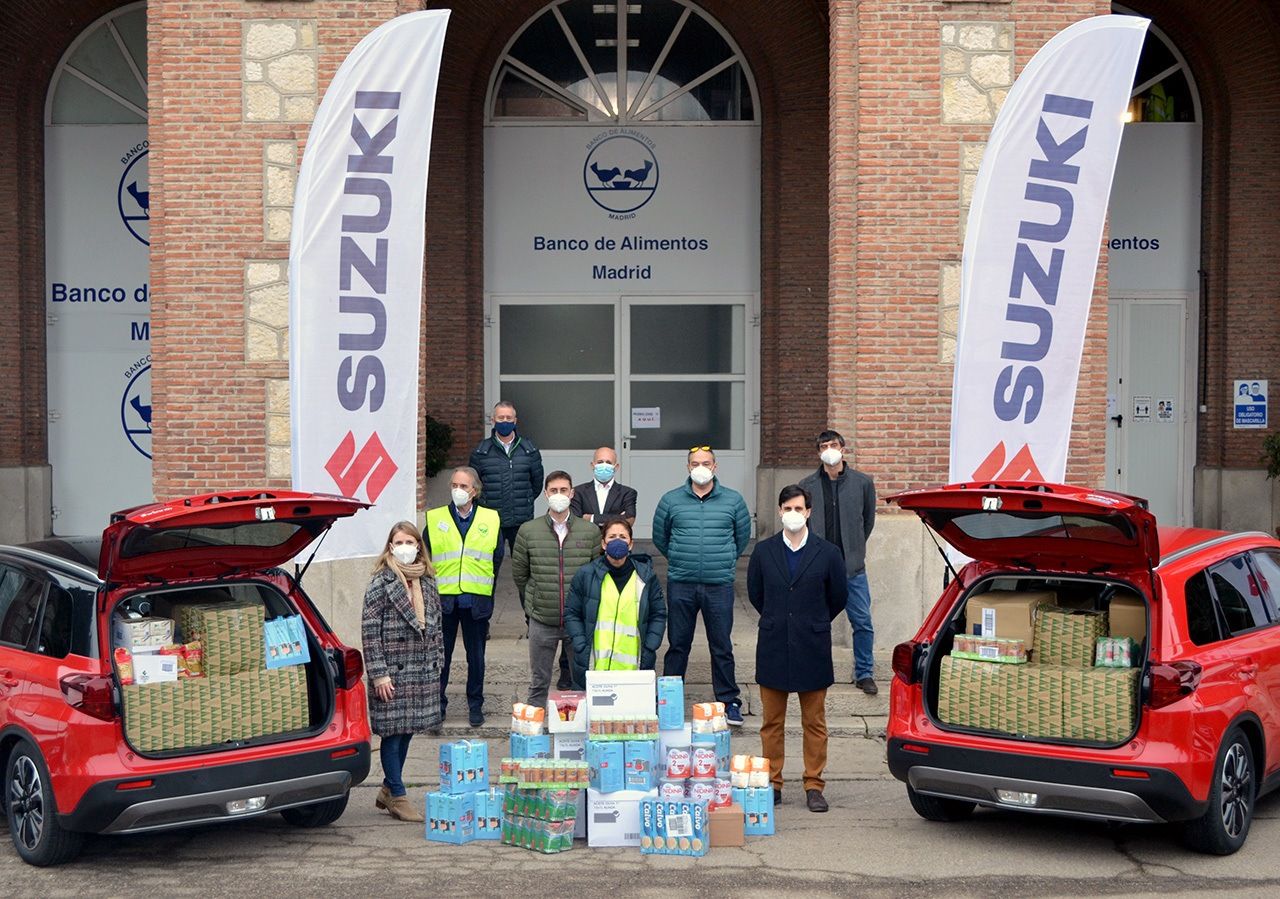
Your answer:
[591,570,641,670]
[425,505,500,596]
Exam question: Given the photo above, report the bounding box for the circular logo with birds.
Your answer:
[117,149,150,246]
[583,135,659,215]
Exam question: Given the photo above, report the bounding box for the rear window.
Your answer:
[938,511,1136,544]
[119,521,319,558]
[1184,571,1220,645]
[0,565,46,649]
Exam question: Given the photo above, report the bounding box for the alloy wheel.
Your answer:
[1220,743,1252,839]
[9,755,44,852]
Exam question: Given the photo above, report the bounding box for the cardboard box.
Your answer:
[586,669,656,718]
[937,656,1012,732]
[586,788,656,847]
[547,690,588,734]
[509,733,552,759]
[553,734,587,761]
[1107,592,1147,643]
[439,740,489,793]
[112,616,175,652]
[133,652,179,684]
[709,802,745,847]
[657,676,685,730]
[970,591,1053,646]
[426,790,476,844]
[173,601,266,676]
[624,740,658,791]
[587,739,625,793]
[1035,605,1108,667]
[1005,663,1065,738]
[732,786,775,836]
[1062,666,1139,743]
[473,788,503,840]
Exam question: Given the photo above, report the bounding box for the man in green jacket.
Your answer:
[512,470,602,709]
[652,446,752,726]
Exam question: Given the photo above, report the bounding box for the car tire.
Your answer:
[5,742,84,867]
[280,793,349,827]
[906,784,976,822]
[1183,726,1255,855]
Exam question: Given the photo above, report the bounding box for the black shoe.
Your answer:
[469,709,485,728]
[773,789,782,806]
[856,677,878,696]
[556,675,572,692]
[806,789,829,813]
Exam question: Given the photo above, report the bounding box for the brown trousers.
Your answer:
[758,685,828,792]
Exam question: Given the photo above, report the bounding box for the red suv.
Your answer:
[0,491,372,865]
[888,481,1280,855]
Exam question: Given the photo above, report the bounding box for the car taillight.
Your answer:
[892,641,922,685]
[338,647,364,690]
[60,674,118,722]
[1147,661,1202,709]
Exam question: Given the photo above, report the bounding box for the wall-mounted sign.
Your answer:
[631,407,661,429]
[1234,380,1268,429]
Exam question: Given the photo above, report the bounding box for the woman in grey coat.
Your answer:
[362,520,444,823]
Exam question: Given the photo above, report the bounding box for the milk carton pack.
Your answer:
[426,790,476,844]
[624,740,657,791]
[439,740,489,794]
[713,729,732,776]
[587,739,625,793]
[656,676,685,730]
[510,732,552,759]
[732,786,775,836]
[639,797,709,856]
[473,787,503,840]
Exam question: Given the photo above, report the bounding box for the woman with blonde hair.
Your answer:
[362,520,444,822]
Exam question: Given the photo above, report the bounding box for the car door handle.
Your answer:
[1239,658,1258,679]
[0,670,17,688]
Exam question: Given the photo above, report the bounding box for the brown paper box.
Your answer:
[1107,593,1147,643]
[970,591,1056,646]
[709,803,745,847]
[1034,605,1107,667]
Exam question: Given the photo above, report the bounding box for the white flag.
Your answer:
[949,14,1148,485]
[289,11,450,560]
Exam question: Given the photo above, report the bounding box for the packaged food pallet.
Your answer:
[951,633,1029,664]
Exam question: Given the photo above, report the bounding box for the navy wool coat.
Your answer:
[746,532,847,693]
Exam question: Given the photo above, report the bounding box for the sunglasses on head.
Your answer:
[689,445,712,453]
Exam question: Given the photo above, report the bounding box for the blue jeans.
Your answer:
[380,733,413,798]
[847,572,874,681]
[662,581,740,707]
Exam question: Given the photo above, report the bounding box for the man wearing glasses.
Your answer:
[799,430,879,694]
[652,445,752,726]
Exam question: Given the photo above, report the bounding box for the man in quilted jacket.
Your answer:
[652,446,752,726]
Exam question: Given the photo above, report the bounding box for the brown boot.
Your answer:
[386,794,425,823]
[375,785,391,811]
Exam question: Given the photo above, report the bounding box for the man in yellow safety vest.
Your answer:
[424,466,502,728]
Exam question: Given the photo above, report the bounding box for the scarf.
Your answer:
[388,558,427,628]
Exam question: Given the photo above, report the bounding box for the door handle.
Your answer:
[1110,414,1123,428]
[0,670,17,688]
[1239,657,1258,679]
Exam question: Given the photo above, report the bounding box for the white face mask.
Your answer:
[391,544,418,565]
[451,487,472,507]
[820,447,843,467]
[781,510,808,533]
[547,493,571,514]
[689,465,714,486]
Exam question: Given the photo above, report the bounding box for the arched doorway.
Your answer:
[44,2,152,535]
[1106,10,1201,525]
[483,0,761,537]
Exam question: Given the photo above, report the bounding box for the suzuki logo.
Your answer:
[324,431,398,502]
[971,441,1044,482]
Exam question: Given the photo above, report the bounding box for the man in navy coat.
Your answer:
[747,484,847,813]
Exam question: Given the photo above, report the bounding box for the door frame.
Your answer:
[1105,292,1196,525]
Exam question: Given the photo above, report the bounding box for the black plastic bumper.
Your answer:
[59,742,370,834]
[887,738,1205,823]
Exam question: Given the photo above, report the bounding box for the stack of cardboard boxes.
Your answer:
[938,590,1145,743]
[426,740,495,844]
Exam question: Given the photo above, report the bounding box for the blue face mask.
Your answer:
[593,463,616,483]
[605,538,630,560]
[494,421,516,437]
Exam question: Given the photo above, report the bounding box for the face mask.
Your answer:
[689,465,714,486]
[451,487,472,507]
[605,538,630,560]
[820,447,843,467]
[593,463,616,483]
[391,544,418,565]
[494,421,517,437]
[547,493,571,514]
[781,510,808,533]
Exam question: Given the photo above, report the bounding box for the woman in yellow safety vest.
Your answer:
[564,517,667,689]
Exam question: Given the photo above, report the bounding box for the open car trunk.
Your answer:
[109,578,334,757]
[923,574,1149,746]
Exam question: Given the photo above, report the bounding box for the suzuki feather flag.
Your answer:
[949,15,1148,485]
[290,11,449,560]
